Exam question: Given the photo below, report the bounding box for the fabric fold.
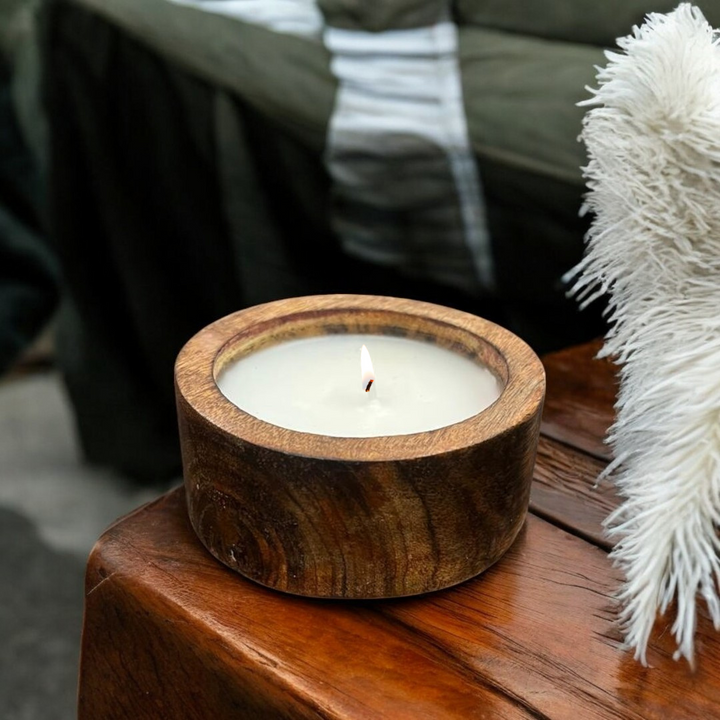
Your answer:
[324,20,494,292]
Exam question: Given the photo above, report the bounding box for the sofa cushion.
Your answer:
[461,26,604,184]
[70,0,336,152]
[454,0,720,47]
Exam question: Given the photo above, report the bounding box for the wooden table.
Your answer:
[78,342,720,719]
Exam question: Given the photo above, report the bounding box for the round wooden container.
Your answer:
[175,295,545,599]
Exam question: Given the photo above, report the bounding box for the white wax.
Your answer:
[217,334,501,437]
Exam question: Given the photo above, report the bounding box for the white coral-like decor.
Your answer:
[569,3,720,666]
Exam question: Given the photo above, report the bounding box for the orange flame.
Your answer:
[360,345,375,392]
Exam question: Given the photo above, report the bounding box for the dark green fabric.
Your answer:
[46,2,241,479]
[214,91,349,305]
[71,0,336,153]
[0,206,57,373]
[454,0,720,47]
[44,1,604,481]
[460,27,604,184]
[0,59,58,375]
[318,0,444,31]
[480,156,592,303]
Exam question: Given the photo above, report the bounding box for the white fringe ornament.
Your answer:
[568,3,720,666]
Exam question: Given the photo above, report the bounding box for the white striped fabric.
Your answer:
[160,0,493,291]
[324,20,494,292]
[165,0,323,38]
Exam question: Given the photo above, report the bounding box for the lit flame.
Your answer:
[360,345,375,392]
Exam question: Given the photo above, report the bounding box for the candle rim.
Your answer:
[213,318,510,385]
[175,294,545,462]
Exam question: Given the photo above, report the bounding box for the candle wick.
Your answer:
[365,379,374,393]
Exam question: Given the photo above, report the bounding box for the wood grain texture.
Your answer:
[79,489,720,720]
[175,295,546,598]
[541,340,615,461]
[529,435,618,550]
[382,513,720,720]
[79,491,536,720]
[79,342,720,719]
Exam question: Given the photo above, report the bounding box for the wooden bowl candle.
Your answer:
[175,295,545,599]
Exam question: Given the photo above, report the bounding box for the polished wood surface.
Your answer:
[541,339,615,461]
[175,296,545,598]
[79,342,720,718]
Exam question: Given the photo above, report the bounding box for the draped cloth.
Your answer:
[166,0,494,293]
[43,0,606,480]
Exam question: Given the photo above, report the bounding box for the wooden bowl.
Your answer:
[175,295,545,599]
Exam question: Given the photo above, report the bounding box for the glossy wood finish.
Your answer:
[541,340,615,460]
[175,296,545,598]
[80,491,537,720]
[79,342,720,719]
[530,435,617,550]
